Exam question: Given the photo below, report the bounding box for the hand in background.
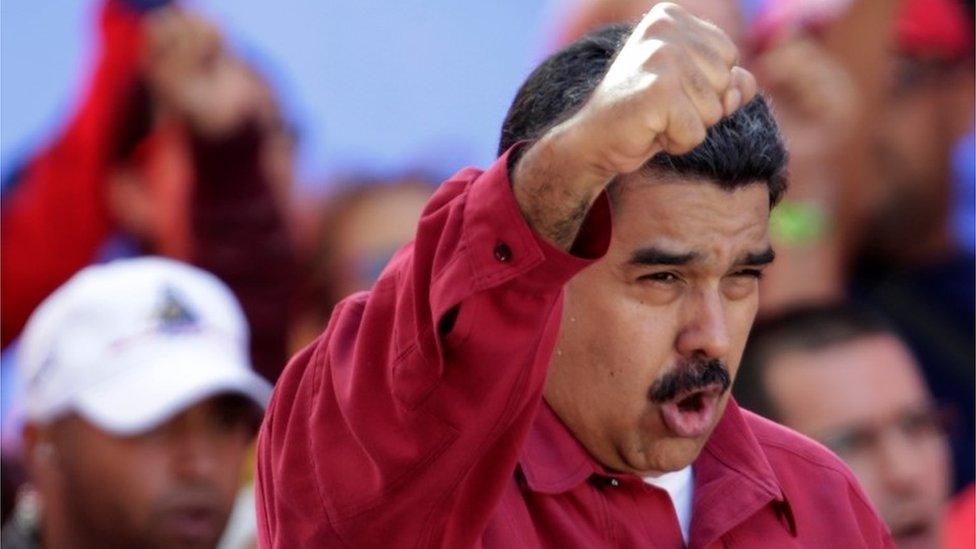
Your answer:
[142,8,267,138]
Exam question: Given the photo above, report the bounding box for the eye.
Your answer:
[639,272,681,284]
[730,268,764,280]
[824,428,876,457]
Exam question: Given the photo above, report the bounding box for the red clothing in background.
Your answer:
[945,484,975,549]
[256,148,893,547]
[1,0,142,346]
[1,1,296,381]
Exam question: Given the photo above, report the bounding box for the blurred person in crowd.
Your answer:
[258,10,892,547]
[735,303,951,549]
[752,0,901,264]
[0,257,270,549]
[861,0,975,267]
[747,34,856,312]
[850,0,975,489]
[290,176,435,351]
[0,0,297,382]
[1,0,298,527]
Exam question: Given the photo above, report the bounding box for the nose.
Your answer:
[876,428,925,496]
[675,289,731,359]
[171,424,221,482]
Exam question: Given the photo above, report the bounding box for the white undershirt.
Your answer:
[643,466,694,544]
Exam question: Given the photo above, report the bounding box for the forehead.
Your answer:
[767,335,930,431]
[609,175,771,263]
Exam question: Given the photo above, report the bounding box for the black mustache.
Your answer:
[648,357,731,403]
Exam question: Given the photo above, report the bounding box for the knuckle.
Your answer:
[683,73,712,105]
[671,110,706,147]
[714,68,732,91]
[656,2,685,18]
[701,100,724,127]
[643,15,675,38]
[646,41,681,68]
[658,41,682,61]
[719,39,740,66]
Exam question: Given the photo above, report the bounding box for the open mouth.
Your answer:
[658,384,724,438]
[891,519,932,547]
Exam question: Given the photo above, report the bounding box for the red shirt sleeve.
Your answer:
[1,0,142,346]
[256,145,612,547]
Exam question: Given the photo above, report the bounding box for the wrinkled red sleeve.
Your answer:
[1,1,142,346]
[256,146,612,548]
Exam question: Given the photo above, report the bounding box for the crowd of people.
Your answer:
[0,0,972,547]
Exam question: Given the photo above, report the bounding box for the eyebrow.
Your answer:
[737,247,776,266]
[627,246,776,267]
[628,247,699,266]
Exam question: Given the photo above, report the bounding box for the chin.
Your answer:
[627,433,707,475]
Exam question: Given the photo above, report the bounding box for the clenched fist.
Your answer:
[565,2,757,177]
[142,8,270,138]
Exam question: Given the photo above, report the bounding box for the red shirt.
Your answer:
[256,148,893,548]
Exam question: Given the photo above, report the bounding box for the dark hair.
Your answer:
[498,23,788,204]
[733,303,902,420]
[300,175,437,320]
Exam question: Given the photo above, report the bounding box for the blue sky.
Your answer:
[1,0,568,188]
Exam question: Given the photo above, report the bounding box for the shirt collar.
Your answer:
[517,402,600,494]
[691,399,796,545]
[518,399,794,538]
[695,398,783,500]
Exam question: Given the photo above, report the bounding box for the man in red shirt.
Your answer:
[257,5,893,547]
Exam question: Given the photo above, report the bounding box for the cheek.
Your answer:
[557,275,675,399]
[97,446,170,506]
[920,436,952,497]
[213,438,251,495]
[845,460,883,506]
[725,295,759,376]
[59,441,165,528]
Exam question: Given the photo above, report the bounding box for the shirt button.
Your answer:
[609,478,620,487]
[493,242,513,263]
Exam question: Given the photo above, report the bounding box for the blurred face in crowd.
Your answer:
[761,335,950,549]
[546,177,772,475]
[327,183,433,299]
[291,181,433,352]
[25,394,256,549]
[871,58,975,256]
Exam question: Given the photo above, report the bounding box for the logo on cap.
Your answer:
[156,286,199,333]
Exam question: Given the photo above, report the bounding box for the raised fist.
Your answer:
[142,8,267,137]
[564,2,757,177]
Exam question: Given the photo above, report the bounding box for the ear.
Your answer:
[22,423,60,478]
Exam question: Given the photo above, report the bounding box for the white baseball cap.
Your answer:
[18,257,271,435]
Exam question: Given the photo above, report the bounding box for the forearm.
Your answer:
[256,149,613,546]
[511,125,614,250]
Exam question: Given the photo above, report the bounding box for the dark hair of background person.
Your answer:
[497,23,789,205]
[733,303,900,420]
[298,176,438,319]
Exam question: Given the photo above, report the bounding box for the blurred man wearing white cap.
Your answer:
[1,257,270,549]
